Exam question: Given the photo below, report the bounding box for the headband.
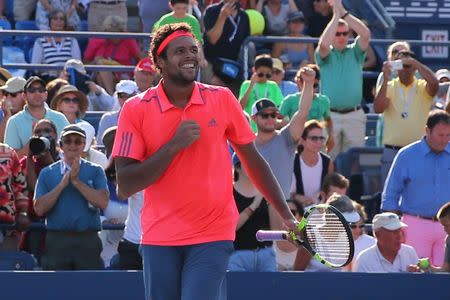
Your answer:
[156,30,194,56]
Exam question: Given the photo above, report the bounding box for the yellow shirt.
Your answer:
[383,78,432,146]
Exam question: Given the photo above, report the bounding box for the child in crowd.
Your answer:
[427,202,450,272]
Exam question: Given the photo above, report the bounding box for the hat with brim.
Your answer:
[51,84,89,117]
[372,212,408,231]
[24,76,46,90]
[436,69,450,81]
[60,124,86,139]
[0,77,26,93]
[272,58,284,72]
[0,67,12,86]
[326,194,361,223]
[252,98,278,116]
[287,11,305,23]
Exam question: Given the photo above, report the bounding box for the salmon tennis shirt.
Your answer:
[112,81,256,246]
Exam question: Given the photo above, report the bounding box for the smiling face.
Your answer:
[302,127,325,153]
[158,36,199,85]
[61,133,85,159]
[50,12,66,31]
[252,107,279,133]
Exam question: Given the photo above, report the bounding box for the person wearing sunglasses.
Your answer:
[0,77,27,142]
[315,0,370,158]
[374,48,439,183]
[239,54,284,132]
[34,124,108,270]
[50,85,89,125]
[4,76,69,158]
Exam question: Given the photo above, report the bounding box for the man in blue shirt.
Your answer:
[382,110,450,266]
[34,124,109,270]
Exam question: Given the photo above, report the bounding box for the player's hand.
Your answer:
[283,217,302,245]
[170,120,201,151]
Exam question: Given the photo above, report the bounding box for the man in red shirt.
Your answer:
[113,23,299,300]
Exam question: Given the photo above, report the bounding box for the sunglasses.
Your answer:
[117,92,132,99]
[335,31,349,37]
[349,224,365,229]
[27,87,46,94]
[259,112,277,119]
[34,128,53,135]
[4,91,22,97]
[307,135,326,142]
[62,97,80,104]
[62,137,84,145]
[257,72,272,79]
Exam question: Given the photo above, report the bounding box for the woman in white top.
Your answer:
[291,120,334,209]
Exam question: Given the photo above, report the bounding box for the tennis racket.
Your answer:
[256,204,354,268]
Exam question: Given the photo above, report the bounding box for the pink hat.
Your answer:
[135,58,156,74]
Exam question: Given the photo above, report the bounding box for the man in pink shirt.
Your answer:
[113,23,300,300]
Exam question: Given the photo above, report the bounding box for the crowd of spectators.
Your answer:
[0,0,449,278]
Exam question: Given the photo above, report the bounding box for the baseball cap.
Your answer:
[60,124,86,139]
[287,11,305,23]
[326,193,361,223]
[115,80,139,94]
[435,69,450,81]
[372,212,407,231]
[64,59,87,75]
[251,98,278,116]
[272,58,284,72]
[135,57,156,74]
[0,77,26,93]
[0,67,12,86]
[76,121,96,152]
[24,76,46,90]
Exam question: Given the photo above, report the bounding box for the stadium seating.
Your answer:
[14,20,39,62]
[83,111,106,134]
[0,19,13,45]
[0,250,38,270]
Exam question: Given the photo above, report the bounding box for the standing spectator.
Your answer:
[375,41,413,90]
[14,0,38,21]
[315,0,370,157]
[34,124,109,270]
[280,64,334,151]
[272,11,314,69]
[88,0,127,32]
[96,80,138,146]
[0,77,27,142]
[291,120,333,209]
[382,110,450,265]
[305,0,332,38]
[270,58,298,97]
[255,0,299,36]
[4,76,69,157]
[354,212,420,273]
[50,85,88,124]
[84,15,142,95]
[0,144,30,250]
[134,58,159,93]
[137,0,168,34]
[239,54,284,131]
[35,0,81,31]
[202,0,250,89]
[32,10,82,82]
[374,50,438,182]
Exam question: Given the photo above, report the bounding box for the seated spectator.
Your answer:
[88,0,128,32]
[34,124,108,270]
[84,15,142,95]
[270,58,297,97]
[433,68,450,110]
[427,203,450,273]
[202,0,250,90]
[63,59,115,111]
[45,78,69,106]
[32,9,82,82]
[320,172,349,201]
[5,76,69,158]
[354,212,420,273]
[272,11,314,69]
[35,0,81,30]
[256,0,298,36]
[291,120,333,209]
[50,85,88,124]
[134,58,159,93]
[280,64,334,151]
[0,77,27,142]
[101,126,117,159]
[239,54,284,131]
[77,121,108,169]
[96,80,138,145]
[0,143,29,250]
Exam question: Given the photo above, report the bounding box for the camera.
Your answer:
[389,59,403,71]
[29,136,51,155]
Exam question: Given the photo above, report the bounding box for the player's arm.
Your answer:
[115,120,200,199]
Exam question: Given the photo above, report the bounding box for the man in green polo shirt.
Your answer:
[315,0,370,157]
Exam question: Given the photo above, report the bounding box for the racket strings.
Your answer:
[304,210,352,266]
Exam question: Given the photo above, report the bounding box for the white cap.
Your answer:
[76,121,96,152]
[326,193,361,223]
[435,69,450,81]
[372,212,408,231]
[115,80,138,95]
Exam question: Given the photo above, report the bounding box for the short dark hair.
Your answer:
[437,202,450,220]
[150,23,193,73]
[321,173,350,196]
[254,54,273,70]
[426,110,450,131]
[170,0,189,4]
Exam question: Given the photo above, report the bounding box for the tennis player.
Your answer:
[112,23,299,300]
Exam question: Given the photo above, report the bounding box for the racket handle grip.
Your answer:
[256,230,288,241]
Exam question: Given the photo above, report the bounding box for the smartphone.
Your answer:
[67,67,91,95]
[389,59,403,71]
